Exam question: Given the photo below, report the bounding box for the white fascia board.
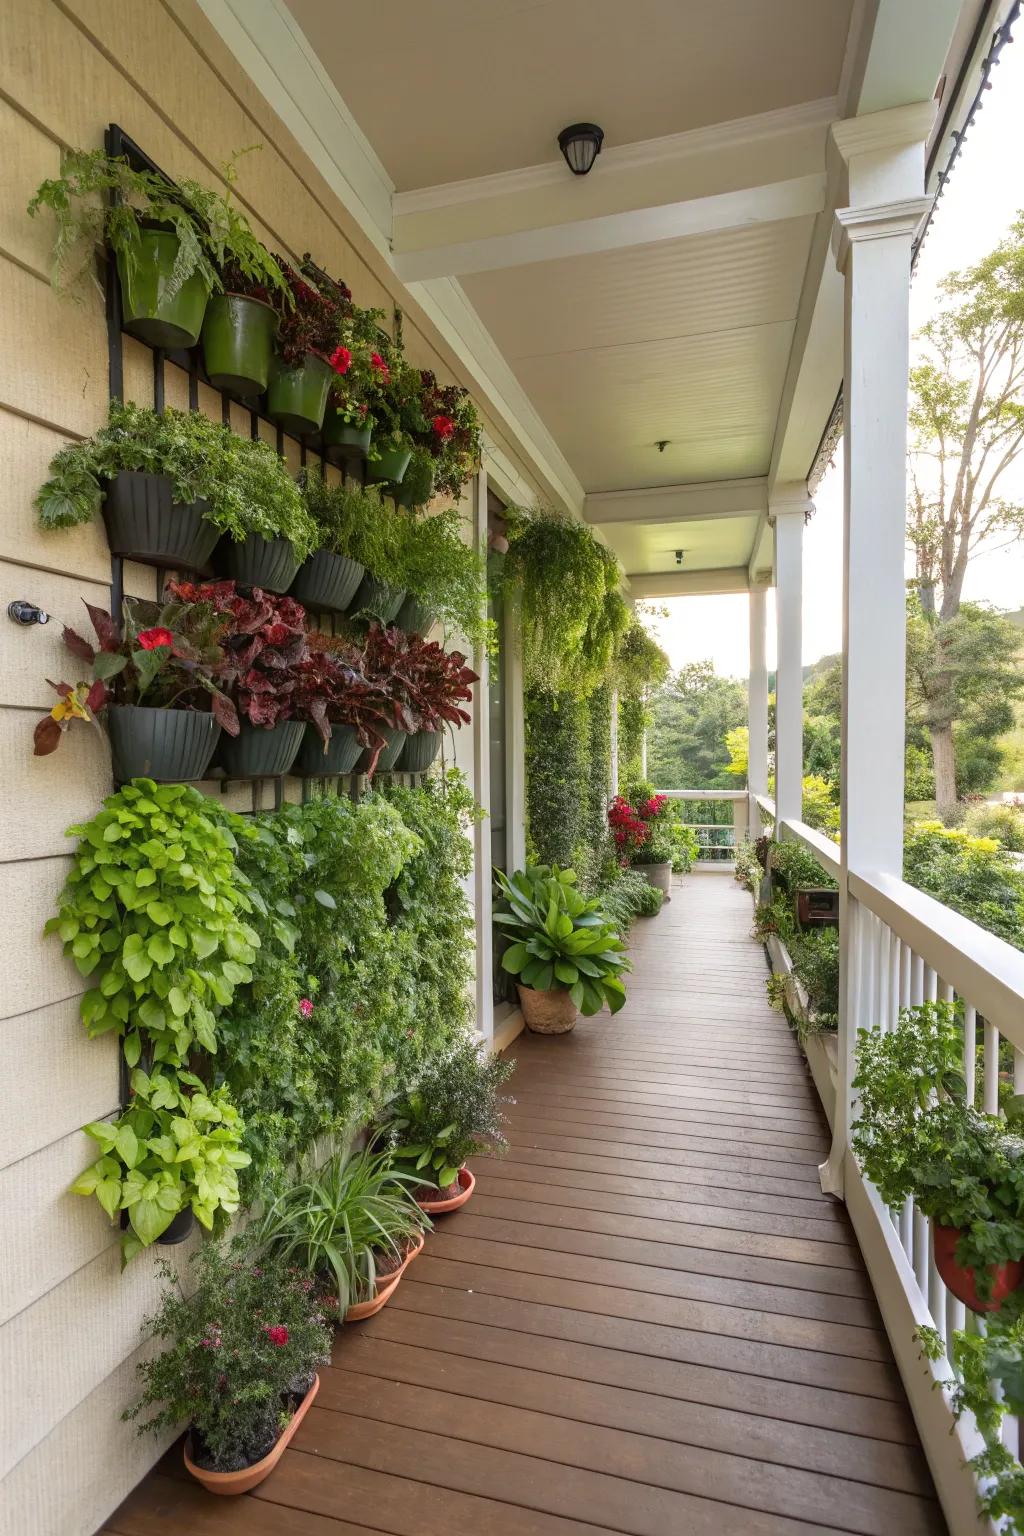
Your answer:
[586,478,768,527]
[628,568,751,598]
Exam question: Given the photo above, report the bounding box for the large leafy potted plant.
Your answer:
[265,259,345,434]
[853,1001,1024,1312]
[394,637,478,772]
[125,1236,331,1495]
[382,1035,514,1212]
[33,592,240,780]
[253,1147,428,1323]
[35,401,316,581]
[494,863,631,1033]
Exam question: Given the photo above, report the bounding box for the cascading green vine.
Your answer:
[524,689,592,877]
[618,693,648,784]
[586,683,613,856]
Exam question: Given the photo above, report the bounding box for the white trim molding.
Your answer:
[586,477,767,527]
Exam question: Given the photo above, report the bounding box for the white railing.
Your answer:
[656,788,748,863]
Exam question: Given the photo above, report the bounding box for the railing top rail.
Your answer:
[850,867,1024,1048]
[755,793,776,818]
[778,816,842,879]
[654,789,748,801]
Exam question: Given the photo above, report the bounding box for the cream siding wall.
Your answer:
[0,3,536,1530]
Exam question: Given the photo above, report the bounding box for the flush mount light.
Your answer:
[674,550,685,566]
[558,123,604,176]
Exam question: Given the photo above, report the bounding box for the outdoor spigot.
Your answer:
[7,600,50,626]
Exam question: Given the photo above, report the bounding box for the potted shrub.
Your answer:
[394,637,478,772]
[853,1001,1024,1313]
[35,401,317,581]
[608,788,674,900]
[383,1036,514,1212]
[265,259,345,434]
[125,1236,331,1495]
[494,863,631,1033]
[71,1069,250,1263]
[33,592,241,780]
[253,1147,428,1322]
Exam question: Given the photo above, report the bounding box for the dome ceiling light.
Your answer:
[557,123,604,176]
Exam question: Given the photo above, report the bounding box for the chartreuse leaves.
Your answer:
[494,862,630,1017]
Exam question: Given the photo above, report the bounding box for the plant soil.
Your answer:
[413,1180,459,1204]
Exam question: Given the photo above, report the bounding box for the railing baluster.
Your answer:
[985,1020,999,1115]
[964,1004,977,1107]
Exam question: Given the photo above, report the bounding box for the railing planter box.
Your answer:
[321,411,371,461]
[933,1224,1024,1314]
[351,574,405,623]
[517,983,578,1034]
[217,533,301,594]
[216,719,304,778]
[765,930,837,1128]
[107,705,221,784]
[119,226,210,348]
[366,446,412,486]
[295,722,362,776]
[417,1166,475,1214]
[344,1230,425,1322]
[184,1373,320,1496]
[290,549,364,614]
[395,594,433,635]
[396,729,441,773]
[636,861,672,899]
[201,292,278,395]
[356,726,406,774]
[265,351,333,435]
[102,471,219,571]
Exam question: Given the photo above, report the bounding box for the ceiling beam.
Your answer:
[627,568,751,599]
[586,477,767,527]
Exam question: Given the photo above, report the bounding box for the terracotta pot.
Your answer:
[344,1231,425,1322]
[183,1373,319,1495]
[933,1223,1024,1313]
[517,983,578,1035]
[417,1166,475,1214]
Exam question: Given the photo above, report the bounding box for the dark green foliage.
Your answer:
[617,693,647,785]
[383,1034,514,1186]
[524,688,592,877]
[495,864,631,1014]
[646,661,746,789]
[769,839,838,894]
[598,868,663,927]
[787,927,840,1027]
[904,821,1024,948]
[586,684,613,855]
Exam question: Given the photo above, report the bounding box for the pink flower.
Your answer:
[264,1325,289,1347]
[370,352,390,381]
[298,998,314,1018]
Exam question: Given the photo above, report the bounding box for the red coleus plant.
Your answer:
[272,257,344,367]
[292,642,394,753]
[168,580,309,730]
[33,595,241,757]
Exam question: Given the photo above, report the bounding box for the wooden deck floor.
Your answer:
[104,870,946,1536]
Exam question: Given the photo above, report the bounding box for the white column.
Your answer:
[771,490,810,829]
[747,585,769,832]
[471,467,494,1046]
[822,103,933,1196]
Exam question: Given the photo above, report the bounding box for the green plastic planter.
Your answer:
[266,352,333,435]
[395,594,434,635]
[290,549,364,613]
[217,720,305,778]
[106,706,221,783]
[355,727,407,775]
[217,533,300,593]
[202,293,277,395]
[322,411,372,462]
[117,228,211,349]
[351,574,406,623]
[396,730,443,772]
[366,446,412,486]
[296,723,362,775]
[102,471,219,571]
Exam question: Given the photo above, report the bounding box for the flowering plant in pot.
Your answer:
[494,863,631,1033]
[608,785,674,899]
[382,1035,514,1210]
[125,1236,331,1495]
[253,1147,428,1322]
[265,258,347,434]
[853,1001,1024,1311]
[415,373,483,502]
[291,643,395,775]
[366,345,420,486]
[320,292,387,458]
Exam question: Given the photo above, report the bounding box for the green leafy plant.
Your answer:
[733,839,762,893]
[46,780,259,1068]
[35,400,317,556]
[399,507,493,652]
[72,1069,249,1261]
[298,471,398,576]
[769,838,838,894]
[495,863,631,1014]
[965,802,1024,852]
[905,819,1024,949]
[125,1236,331,1474]
[253,1146,427,1314]
[383,1034,514,1192]
[596,867,663,927]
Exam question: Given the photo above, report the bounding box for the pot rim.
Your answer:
[183,1372,320,1493]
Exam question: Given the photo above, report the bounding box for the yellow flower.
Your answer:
[50,687,91,723]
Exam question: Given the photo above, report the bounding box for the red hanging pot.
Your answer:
[933,1223,1024,1313]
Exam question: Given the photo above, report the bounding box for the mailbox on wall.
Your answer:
[796,887,840,927]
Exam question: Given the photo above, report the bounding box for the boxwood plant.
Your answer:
[494,863,631,1015]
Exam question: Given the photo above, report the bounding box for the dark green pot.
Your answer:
[157,1208,195,1245]
[395,594,434,635]
[102,471,219,571]
[396,730,443,772]
[266,352,333,434]
[296,722,362,775]
[322,411,372,461]
[356,727,407,775]
[218,720,304,778]
[106,706,220,783]
[366,446,412,486]
[217,534,300,593]
[117,228,210,349]
[290,549,364,613]
[202,293,277,395]
[351,574,406,623]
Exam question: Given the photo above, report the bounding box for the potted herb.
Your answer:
[495,864,631,1033]
[71,1069,250,1262]
[265,260,344,434]
[125,1237,330,1495]
[33,592,241,780]
[394,637,478,772]
[383,1036,514,1211]
[853,1001,1024,1312]
[253,1147,428,1322]
[608,788,674,900]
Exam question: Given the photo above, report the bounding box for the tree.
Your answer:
[647,662,746,789]
[907,215,1024,815]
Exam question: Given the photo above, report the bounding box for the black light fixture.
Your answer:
[558,123,604,176]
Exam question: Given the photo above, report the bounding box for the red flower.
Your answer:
[433,414,455,441]
[370,352,390,381]
[264,1325,289,1347]
[136,627,174,651]
[298,998,313,1019]
[329,345,352,376]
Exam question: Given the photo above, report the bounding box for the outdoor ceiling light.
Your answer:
[558,123,604,176]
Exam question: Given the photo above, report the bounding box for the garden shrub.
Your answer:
[598,868,663,927]
[904,820,1024,949]
[964,801,1024,853]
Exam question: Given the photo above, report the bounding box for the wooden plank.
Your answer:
[506,1104,828,1152]
[105,1472,388,1535]
[504,1123,829,1170]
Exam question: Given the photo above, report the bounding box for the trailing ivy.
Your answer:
[525,689,591,878]
[617,693,647,784]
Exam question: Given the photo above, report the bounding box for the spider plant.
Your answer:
[251,1147,427,1314]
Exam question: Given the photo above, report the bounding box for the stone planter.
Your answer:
[636,861,673,900]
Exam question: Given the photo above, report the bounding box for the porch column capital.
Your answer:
[768,482,814,524]
[831,196,932,273]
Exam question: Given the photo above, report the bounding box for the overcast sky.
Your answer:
[647,20,1024,680]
